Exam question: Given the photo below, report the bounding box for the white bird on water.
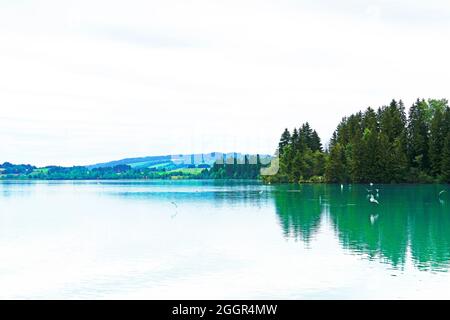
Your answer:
[369,194,379,205]
[370,214,379,224]
[170,201,179,218]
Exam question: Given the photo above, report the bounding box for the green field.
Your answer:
[167,168,204,175]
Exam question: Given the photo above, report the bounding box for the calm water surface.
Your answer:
[1,180,450,299]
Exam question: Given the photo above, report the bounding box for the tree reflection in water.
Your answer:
[273,184,450,272]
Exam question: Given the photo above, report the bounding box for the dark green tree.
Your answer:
[310,130,323,152]
[325,143,347,183]
[407,99,430,172]
[441,132,450,182]
[278,128,291,155]
[429,107,445,176]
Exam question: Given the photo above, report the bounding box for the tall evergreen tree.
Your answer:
[310,130,323,152]
[329,131,338,149]
[391,132,409,182]
[278,128,291,155]
[429,107,445,175]
[380,99,406,143]
[291,128,299,150]
[326,143,347,183]
[407,99,430,172]
[300,122,313,149]
[442,132,450,183]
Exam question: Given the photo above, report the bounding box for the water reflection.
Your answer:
[1,180,450,275]
[102,179,272,208]
[273,185,322,243]
[273,184,450,272]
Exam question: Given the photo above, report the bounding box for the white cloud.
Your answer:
[1,0,450,166]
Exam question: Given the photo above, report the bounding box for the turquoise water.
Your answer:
[0,180,449,299]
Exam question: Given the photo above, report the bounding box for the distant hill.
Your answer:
[87,152,273,170]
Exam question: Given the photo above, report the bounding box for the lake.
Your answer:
[1,180,449,299]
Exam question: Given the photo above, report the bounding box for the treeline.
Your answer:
[4,99,450,184]
[268,98,450,184]
[0,159,266,180]
[264,122,326,183]
[0,163,203,180]
[203,154,264,179]
[327,99,450,183]
[0,162,35,175]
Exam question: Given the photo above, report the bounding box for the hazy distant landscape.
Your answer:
[0,152,272,180]
[3,98,450,184]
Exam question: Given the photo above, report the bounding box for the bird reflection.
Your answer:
[370,214,379,225]
[273,184,450,272]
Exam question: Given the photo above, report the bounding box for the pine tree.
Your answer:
[325,143,347,183]
[391,132,409,182]
[398,99,407,127]
[329,131,338,149]
[278,144,293,182]
[429,107,445,176]
[376,99,409,181]
[379,99,406,143]
[441,132,450,182]
[359,108,379,182]
[361,127,379,182]
[362,107,378,132]
[407,99,430,172]
[310,130,323,152]
[290,151,304,182]
[312,150,326,177]
[278,128,291,156]
[291,128,299,149]
[300,122,313,149]
[349,132,364,182]
[376,132,392,182]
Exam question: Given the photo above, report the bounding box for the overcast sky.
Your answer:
[1,0,450,166]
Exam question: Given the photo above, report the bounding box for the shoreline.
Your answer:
[1,178,448,186]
